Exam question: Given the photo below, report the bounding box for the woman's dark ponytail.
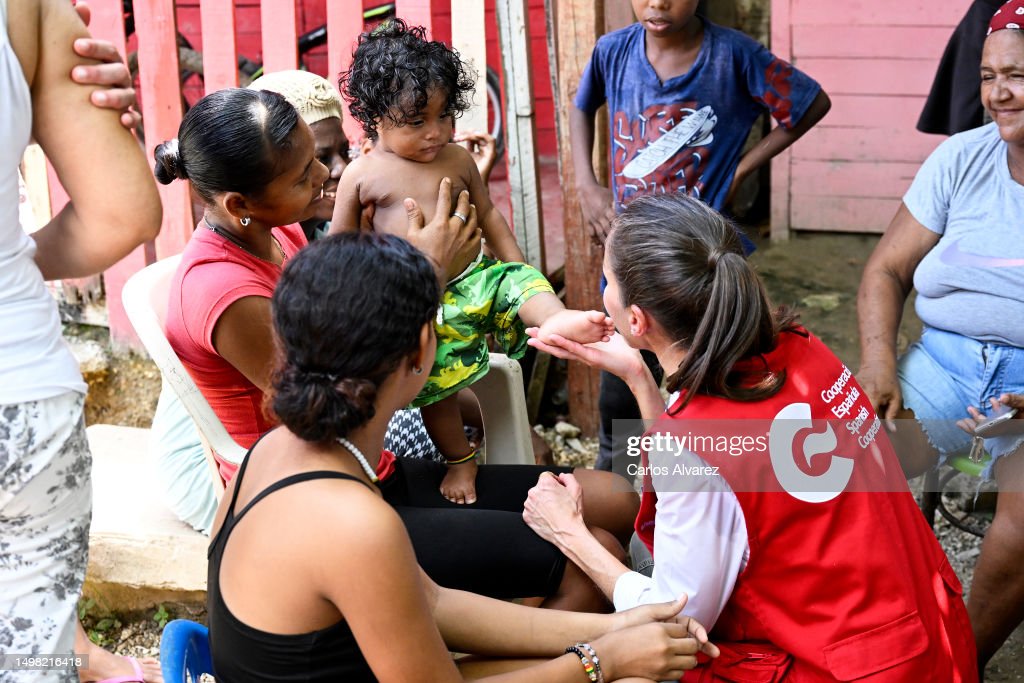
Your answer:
[608,194,796,413]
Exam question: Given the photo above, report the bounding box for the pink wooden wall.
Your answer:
[771,0,965,236]
[45,0,555,347]
[171,0,558,156]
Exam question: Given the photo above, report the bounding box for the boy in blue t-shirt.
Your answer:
[576,0,831,472]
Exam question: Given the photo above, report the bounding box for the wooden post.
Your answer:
[548,0,604,436]
[201,0,239,92]
[496,0,545,272]
[261,0,299,74]
[452,0,488,136]
[87,0,150,346]
[134,0,192,259]
[604,2,634,32]
[397,0,434,36]
[770,0,792,241]
[327,2,366,146]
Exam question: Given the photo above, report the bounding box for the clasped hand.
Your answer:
[601,596,720,680]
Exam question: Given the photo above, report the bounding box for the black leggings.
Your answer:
[381,457,572,599]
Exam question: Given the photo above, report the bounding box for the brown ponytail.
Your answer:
[607,194,798,414]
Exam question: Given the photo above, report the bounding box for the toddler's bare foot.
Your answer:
[440,458,479,504]
[538,309,613,345]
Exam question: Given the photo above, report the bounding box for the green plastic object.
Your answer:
[948,453,990,479]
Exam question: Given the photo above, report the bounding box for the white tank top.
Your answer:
[0,0,86,404]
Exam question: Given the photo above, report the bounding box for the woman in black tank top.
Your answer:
[207,233,718,681]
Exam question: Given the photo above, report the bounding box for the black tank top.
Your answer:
[207,450,377,682]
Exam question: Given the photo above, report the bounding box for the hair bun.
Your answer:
[334,378,377,422]
[154,138,187,184]
[270,367,379,443]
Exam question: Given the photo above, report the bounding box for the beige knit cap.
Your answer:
[248,70,343,125]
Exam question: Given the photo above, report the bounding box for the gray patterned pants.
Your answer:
[0,393,91,683]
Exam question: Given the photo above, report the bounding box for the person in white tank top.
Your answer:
[0,1,161,681]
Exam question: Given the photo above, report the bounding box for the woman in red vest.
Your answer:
[524,193,978,681]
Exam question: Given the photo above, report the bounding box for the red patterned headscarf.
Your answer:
[989,0,1024,34]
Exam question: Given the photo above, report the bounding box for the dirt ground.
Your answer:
[80,230,1022,678]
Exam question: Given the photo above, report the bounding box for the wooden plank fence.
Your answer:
[770,0,964,238]
[24,0,544,350]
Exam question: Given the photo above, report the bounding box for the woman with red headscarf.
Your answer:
[859,0,1024,672]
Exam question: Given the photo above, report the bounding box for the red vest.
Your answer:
[637,330,977,682]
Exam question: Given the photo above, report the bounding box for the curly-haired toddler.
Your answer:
[331,20,611,504]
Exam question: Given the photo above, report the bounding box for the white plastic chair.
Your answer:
[122,254,246,499]
[123,255,536,491]
[472,353,534,466]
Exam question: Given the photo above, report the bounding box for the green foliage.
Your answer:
[77,597,95,622]
[153,604,171,629]
[87,616,122,647]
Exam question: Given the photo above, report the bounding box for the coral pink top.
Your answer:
[166,223,307,482]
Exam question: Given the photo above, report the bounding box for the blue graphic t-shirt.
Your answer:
[575,20,821,213]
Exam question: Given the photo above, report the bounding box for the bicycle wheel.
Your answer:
[486,67,505,159]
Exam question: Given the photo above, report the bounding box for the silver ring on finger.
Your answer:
[452,211,468,224]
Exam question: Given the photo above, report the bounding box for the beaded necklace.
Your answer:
[336,437,379,484]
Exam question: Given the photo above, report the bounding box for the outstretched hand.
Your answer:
[526,329,646,383]
[72,2,140,131]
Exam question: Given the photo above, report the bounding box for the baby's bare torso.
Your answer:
[356,144,472,238]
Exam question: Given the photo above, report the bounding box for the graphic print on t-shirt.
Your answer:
[612,103,718,209]
[939,239,1024,269]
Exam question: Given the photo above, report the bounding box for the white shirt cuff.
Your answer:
[612,570,653,612]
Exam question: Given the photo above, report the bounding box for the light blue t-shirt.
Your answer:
[904,123,1024,347]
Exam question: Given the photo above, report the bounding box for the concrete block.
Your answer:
[85,425,207,612]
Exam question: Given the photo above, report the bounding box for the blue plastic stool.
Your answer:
[160,619,213,682]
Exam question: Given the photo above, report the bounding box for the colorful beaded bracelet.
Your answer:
[578,643,604,682]
[565,644,601,682]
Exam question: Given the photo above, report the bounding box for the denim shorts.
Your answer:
[898,326,1024,478]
